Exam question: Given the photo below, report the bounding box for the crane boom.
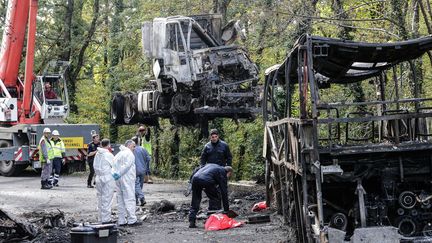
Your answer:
[23,0,38,118]
[0,0,40,123]
[0,0,30,87]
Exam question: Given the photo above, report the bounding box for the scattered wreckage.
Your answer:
[263,34,432,242]
[110,14,260,128]
[0,209,65,242]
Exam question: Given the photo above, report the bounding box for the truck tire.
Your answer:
[0,140,26,176]
[124,92,138,124]
[111,92,125,124]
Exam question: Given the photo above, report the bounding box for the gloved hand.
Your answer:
[46,159,51,164]
[112,173,120,181]
[183,182,192,197]
[62,158,66,165]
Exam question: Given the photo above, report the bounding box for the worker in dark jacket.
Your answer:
[86,133,100,188]
[188,164,233,228]
[200,129,232,167]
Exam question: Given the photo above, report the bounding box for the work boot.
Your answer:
[140,198,146,206]
[188,220,197,228]
[128,221,143,227]
[45,180,53,189]
[41,180,52,190]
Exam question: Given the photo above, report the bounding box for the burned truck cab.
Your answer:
[263,34,432,242]
[110,15,259,127]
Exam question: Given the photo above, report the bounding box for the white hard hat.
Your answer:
[43,127,51,133]
[52,130,60,136]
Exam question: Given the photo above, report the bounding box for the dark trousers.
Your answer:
[52,158,62,175]
[189,179,221,222]
[50,158,62,185]
[87,160,95,186]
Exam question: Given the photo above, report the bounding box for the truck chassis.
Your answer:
[0,124,98,176]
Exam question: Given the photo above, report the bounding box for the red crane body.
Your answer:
[0,0,40,124]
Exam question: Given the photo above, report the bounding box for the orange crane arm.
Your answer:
[0,0,40,123]
[22,0,38,117]
[0,0,30,87]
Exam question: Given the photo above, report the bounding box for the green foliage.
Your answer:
[3,0,432,180]
[222,118,265,181]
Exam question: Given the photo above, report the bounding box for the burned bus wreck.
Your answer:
[263,35,432,242]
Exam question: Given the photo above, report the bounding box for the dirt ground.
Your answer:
[0,170,292,243]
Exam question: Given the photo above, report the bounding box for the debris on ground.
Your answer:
[30,226,71,243]
[177,203,190,214]
[0,209,73,243]
[118,227,132,237]
[0,208,38,241]
[151,200,176,213]
[225,209,239,218]
[247,214,271,224]
[251,201,268,212]
[244,192,265,201]
[23,209,66,228]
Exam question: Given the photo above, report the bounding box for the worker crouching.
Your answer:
[188,164,233,228]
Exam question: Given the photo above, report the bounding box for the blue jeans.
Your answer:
[144,158,151,175]
[135,174,145,201]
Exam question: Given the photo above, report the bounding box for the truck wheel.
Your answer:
[0,140,26,176]
[124,92,138,124]
[111,92,125,124]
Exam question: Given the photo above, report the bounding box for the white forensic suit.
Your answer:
[113,145,137,225]
[93,147,115,223]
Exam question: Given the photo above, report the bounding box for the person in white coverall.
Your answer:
[112,140,141,226]
[93,138,115,224]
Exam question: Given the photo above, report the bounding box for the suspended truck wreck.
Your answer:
[111,15,259,127]
[263,35,432,242]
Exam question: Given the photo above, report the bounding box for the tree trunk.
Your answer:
[60,0,73,61]
[108,0,124,142]
[103,0,109,66]
[153,126,160,175]
[332,0,366,111]
[236,131,248,180]
[213,0,231,24]
[391,0,409,39]
[170,127,180,178]
[68,0,100,113]
[411,0,424,96]
[256,0,273,58]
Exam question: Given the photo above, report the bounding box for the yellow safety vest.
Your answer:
[51,139,65,158]
[142,137,152,156]
[38,137,54,163]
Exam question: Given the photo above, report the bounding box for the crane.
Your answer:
[0,0,98,176]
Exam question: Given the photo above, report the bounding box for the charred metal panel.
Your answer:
[141,22,153,58]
